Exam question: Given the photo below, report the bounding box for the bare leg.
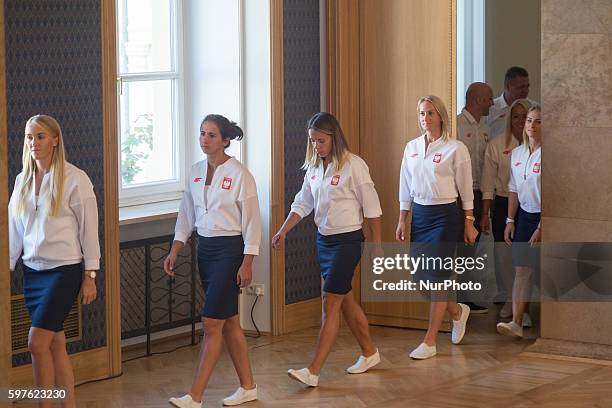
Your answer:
[28,327,56,408]
[341,290,376,357]
[50,331,76,408]
[422,293,462,346]
[189,317,226,402]
[223,315,255,389]
[512,267,532,326]
[308,292,344,375]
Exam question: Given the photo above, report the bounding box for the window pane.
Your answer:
[120,80,175,187]
[118,0,173,74]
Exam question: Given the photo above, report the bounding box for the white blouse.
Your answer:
[508,144,541,213]
[290,153,382,236]
[399,135,474,210]
[9,162,101,271]
[174,157,262,255]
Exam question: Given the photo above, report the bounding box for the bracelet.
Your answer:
[465,215,475,222]
[505,217,515,224]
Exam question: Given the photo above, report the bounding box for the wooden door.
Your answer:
[328,0,457,330]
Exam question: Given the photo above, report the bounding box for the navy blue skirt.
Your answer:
[411,202,460,283]
[23,263,83,332]
[317,229,364,295]
[512,207,541,268]
[197,235,244,319]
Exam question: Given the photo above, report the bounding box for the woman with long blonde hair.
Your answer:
[273,112,383,386]
[9,115,100,408]
[480,98,531,319]
[498,105,542,338]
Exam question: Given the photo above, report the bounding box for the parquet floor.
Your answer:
[14,305,612,407]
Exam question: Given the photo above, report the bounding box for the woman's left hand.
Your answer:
[529,228,541,248]
[464,220,479,244]
[80,277,97,305]
[237,262,253,288]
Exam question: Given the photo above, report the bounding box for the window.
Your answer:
[117,0,184,205]
[457,0,486,113]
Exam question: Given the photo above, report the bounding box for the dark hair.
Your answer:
[201,114,243,149]
[504,66,529,86]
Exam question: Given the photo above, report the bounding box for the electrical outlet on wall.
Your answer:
[246,284,264,296]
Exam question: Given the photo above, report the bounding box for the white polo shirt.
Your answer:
[488,94,537,140]
[456,109,490,190]
[290,153,382,236]
[174,157,262,255]
[9,162,101,271]
[399,135,474,211]
[508,144,541,213]
[480,135,520,199]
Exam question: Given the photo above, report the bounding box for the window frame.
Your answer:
[116,0,186,207]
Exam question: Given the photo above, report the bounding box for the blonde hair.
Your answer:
[17,115,66,216]
[302,112,351,171]
[417,95,452,142]
[522,105,541,146]
[504,99,531,149]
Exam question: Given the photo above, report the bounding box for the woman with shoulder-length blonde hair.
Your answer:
[498,105,542,339]
[396,96,478,360]
[480,98,532,319]
[9,114,100,408]
[273,112,383,386]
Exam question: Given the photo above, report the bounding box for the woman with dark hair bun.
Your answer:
[273,112,383,387]
[166,114,261,407]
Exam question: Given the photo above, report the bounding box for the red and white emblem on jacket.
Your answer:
[433,153,442,163]
[533,163,540,173]
[222,177,232,190]
[331,175,340,186]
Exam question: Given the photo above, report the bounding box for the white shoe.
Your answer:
[499,302,513,319]
[222,385,258,406]
[287,367,319,387]
[409,342,437,360]
[169,394,202,408]
[497,321,523,338]
[522,313,532,328]
[346,349,380,374]
[451,303,470,344]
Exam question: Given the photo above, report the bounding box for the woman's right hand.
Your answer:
[164,251,178,276]
[396,222,406,241]
[271,231,286,249]
[504,223,515,246]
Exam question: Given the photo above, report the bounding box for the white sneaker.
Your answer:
[496,321,523,338]
[451,303,470,344]
[169,394,202,408]
[222,385,258,406]
[346,349,380,374]
[409,342,437,360]
[522,313,532,328]
[499,302,513,319]
[287,368,319,387]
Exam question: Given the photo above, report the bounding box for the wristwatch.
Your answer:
[465,215,476,222]
[505,217,515,224]
[84,270,97,279]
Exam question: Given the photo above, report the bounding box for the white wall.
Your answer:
[183,0,272,332]
[240,0,272,333]
[486,0,541,102]
[184,0,241,165]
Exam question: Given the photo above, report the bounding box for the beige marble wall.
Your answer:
[541,0,612,350]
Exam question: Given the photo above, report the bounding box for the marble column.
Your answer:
[529,0,612,360]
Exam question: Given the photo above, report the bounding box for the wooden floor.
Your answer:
[16,305,612,407]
